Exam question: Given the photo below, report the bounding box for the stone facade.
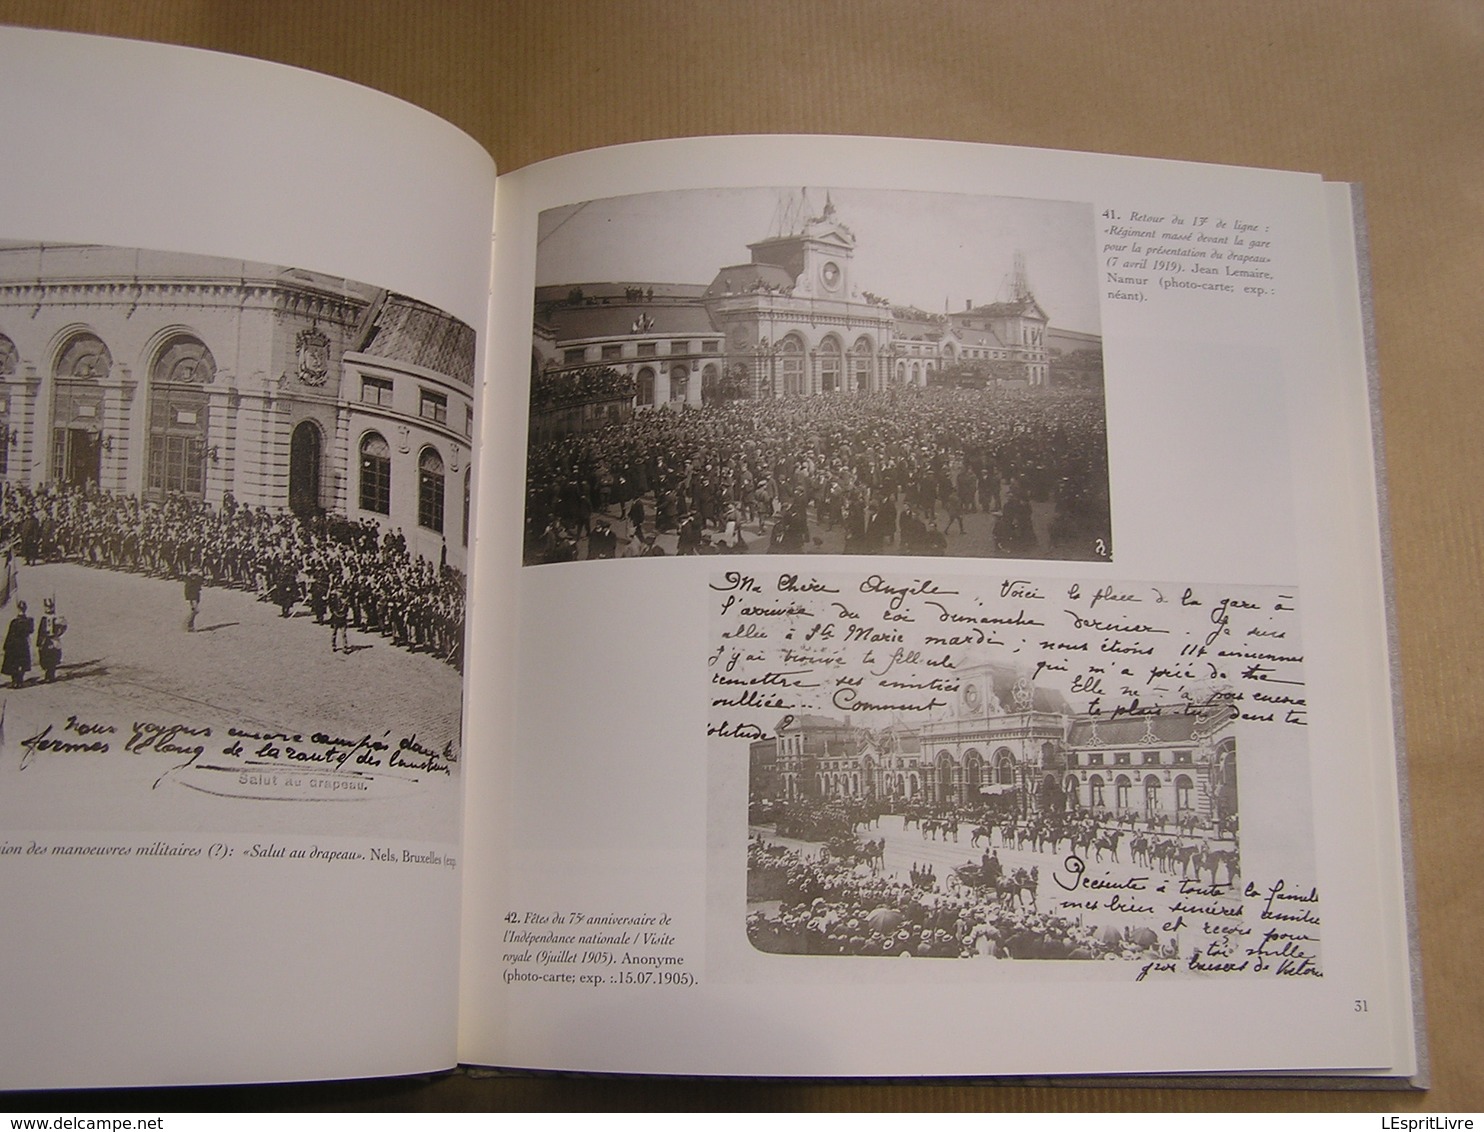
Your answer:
[0,244,474,571]
[750,661,1237,823]
[534,194,1069,416]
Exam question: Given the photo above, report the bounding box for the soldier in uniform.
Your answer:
[35,597,65,682]
[3,600,34,687]
[326,573,350,654]
[184,569,203,632]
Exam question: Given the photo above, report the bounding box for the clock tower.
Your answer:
[746,192,857,300]
[957,669,1003,718]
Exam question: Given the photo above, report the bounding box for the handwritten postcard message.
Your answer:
[713,568,1319,977]
[0,700,460,841]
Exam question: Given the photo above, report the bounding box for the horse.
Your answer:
[1092,829,1123,863]
[1037,822,1063,856]
[860,837,886,874]
[1148,837,1177,874]
[1130,834,1151,868]
[1203,847,1240,887]
[1176,841,1204,880]
[1070,826,1096,859]
[997,866,1038,910]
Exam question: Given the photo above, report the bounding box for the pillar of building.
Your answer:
[203,379,236,506]
[98,371,134,495]
[20,371,42,486]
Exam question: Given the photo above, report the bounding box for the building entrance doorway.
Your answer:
[289,421,323,516]
[146,334,215,501]
[54,426,101,489]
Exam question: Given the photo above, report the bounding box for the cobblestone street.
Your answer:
[0,562,462,838]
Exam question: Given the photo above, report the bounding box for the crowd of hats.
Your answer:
[524,385,1110,564]
[746,839,1175,961]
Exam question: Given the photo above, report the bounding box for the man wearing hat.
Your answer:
[3,600,33,688]
[36,597,65,682]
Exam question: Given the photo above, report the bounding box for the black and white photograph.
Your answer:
[525,186,1110,565]
[710,568,1316,975]
[0,242,472,839]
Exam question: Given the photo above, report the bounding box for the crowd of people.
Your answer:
[746,838,1175,961]
[524,385,1110,564]
[750,797,880,843]
[530,365,636,413]
[0,481,465,668]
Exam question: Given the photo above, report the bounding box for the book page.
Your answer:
[461,135,1416,1080]
[0,28,495,1089]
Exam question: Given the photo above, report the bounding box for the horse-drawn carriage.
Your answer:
[950,859,1039,909]
[821,832,885,873]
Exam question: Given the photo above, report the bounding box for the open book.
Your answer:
[0,27,1422,1090]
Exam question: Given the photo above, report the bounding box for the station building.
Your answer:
[0,244,475,571]
[749,661,1237,826]
[534,195,1078,417]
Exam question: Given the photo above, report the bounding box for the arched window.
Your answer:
[1089,774,1105,809]
[418,446,445,532]
[52,331,111,489]
[963,749,984,794]
[1064,774,1080,808]
[1175,774,1194,812]
[56,331,111,380]
[780,336,805,396]
[819,337,841,393]
[852,337,873,392]
[1144,774,1162,814]
[936,751,956,804]
[669,363,688,402]
[636,367,655,406]
[146,334,215,500]
[1214,738,1239,823]
[359,432,391,514]
[1115,774,1131,811]
[995,748,1016,786]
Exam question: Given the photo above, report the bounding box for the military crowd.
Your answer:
[0,482,464,667]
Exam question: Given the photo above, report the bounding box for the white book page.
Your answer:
[0,28,495,1088]
[1312,181,1423,1083]
[461,135,1414,1079]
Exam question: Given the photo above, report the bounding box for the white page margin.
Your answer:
[462,135,1410,1078]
